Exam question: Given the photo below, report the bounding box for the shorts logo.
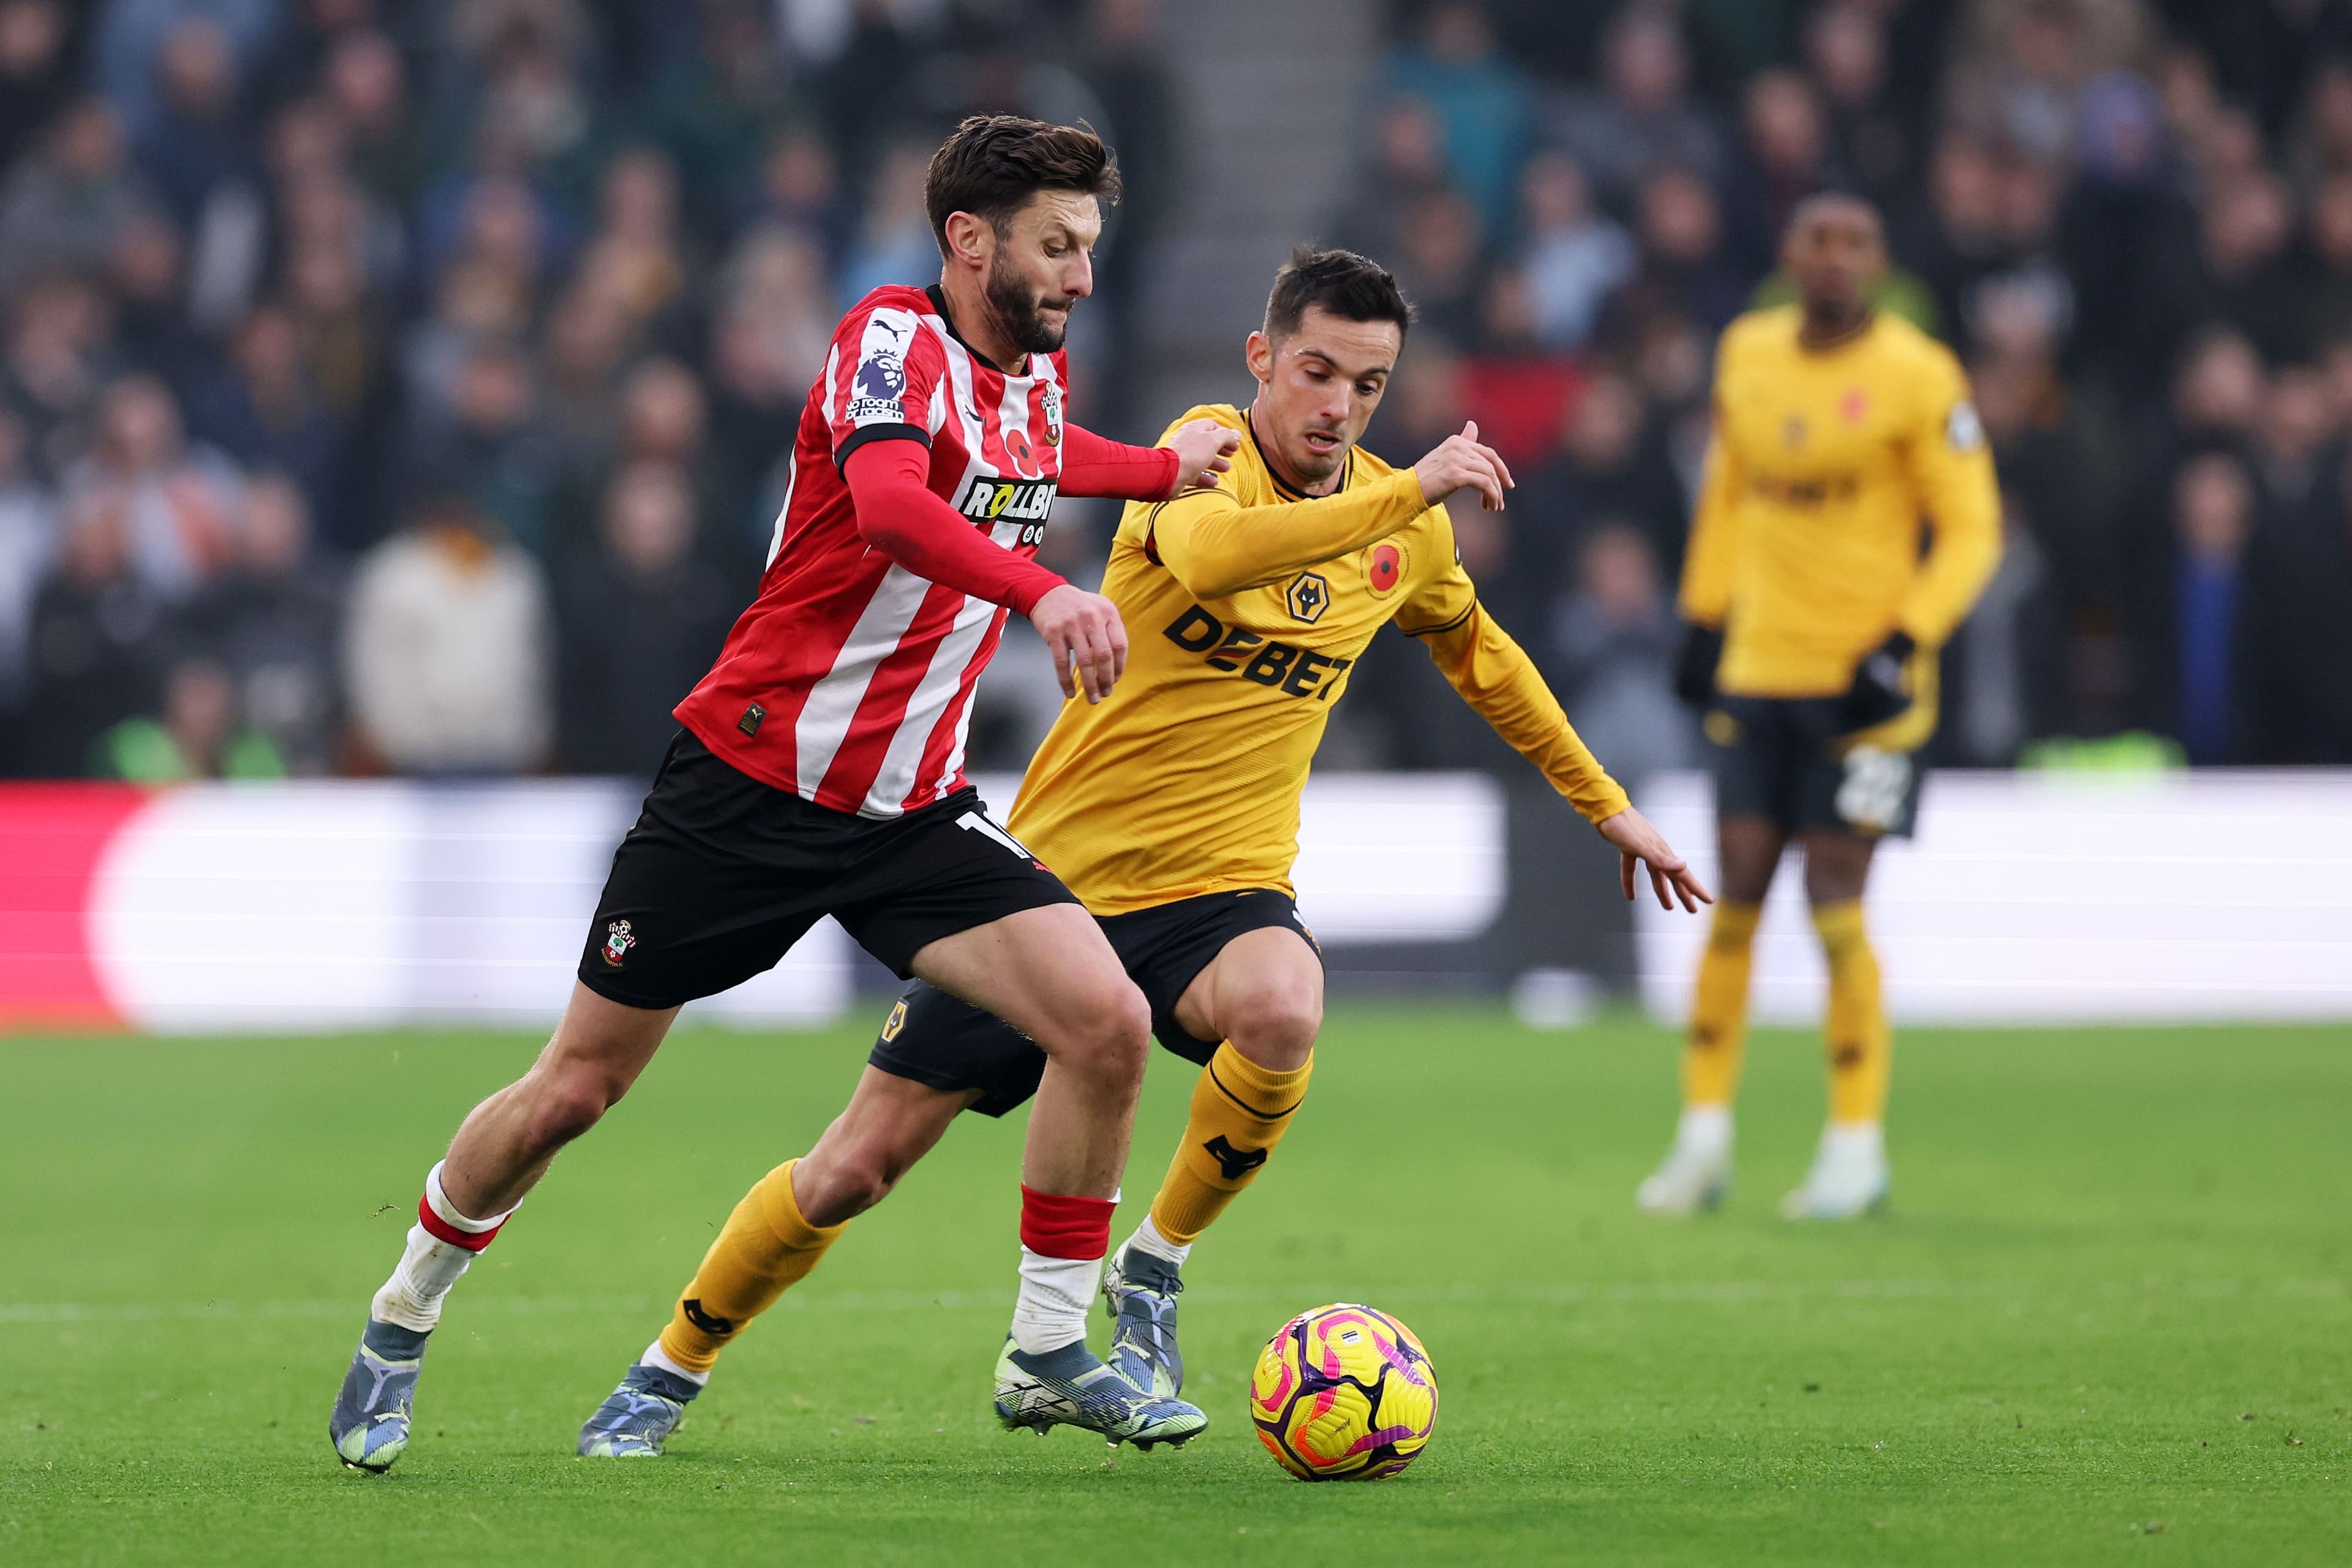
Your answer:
[880,998,908,1042]
[1285,571,1331,624]
[1365,541,1404,597]
[601,919,636,968]
[1836,745,1913,833]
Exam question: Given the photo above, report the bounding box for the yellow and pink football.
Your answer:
[1250,1303,1438,1481]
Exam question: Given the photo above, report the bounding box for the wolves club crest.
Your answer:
[601,919,636,967]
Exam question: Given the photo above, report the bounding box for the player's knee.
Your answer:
[1225,985,1321,1071]
[521,1066,624,1152]
[796,1144,902,1226]
[1049,977,1151,1087]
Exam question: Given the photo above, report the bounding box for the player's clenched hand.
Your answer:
[1412,421,1515,511]
[1161,418,1241,493]
[1030,584,1129,704]
[1595,805,1713,913]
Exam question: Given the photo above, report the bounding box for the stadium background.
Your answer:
[2,0,2349,1025]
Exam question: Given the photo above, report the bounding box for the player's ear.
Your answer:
[942,210,994,273]
[1245,331,1273,384]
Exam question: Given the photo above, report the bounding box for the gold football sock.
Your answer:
[1147,1044,1314,1246]
[656,1158,846,1375]
[1812,900,1890,1124]
[1682,902,1762,1107]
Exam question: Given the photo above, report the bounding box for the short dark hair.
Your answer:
[1263,246,1415,341]
[924,115,1122,256]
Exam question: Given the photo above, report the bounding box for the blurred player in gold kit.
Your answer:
[1638,194,2000,1220]
[573,249,1711,1455]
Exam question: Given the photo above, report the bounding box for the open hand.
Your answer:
[1412,421,1514,511]
[1596,805,1712,913]
[1162,418,1241,493]
[1030,584,1129,703]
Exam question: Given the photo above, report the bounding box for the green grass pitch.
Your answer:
[2,1006,2345,1565]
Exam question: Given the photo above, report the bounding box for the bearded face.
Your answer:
[984,247,1074,356]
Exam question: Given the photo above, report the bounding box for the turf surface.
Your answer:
[2,1007,2346,1565]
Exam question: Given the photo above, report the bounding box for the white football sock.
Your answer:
[369,1161,519,1333]
[640,1338,710,1387]
[1009,1246,1097,1355]
[1678,1103,1733,1159]
[1123,1213,1191,1269]
[1823,1120,1884,1158]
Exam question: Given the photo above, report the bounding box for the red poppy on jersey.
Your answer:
[1366,541,1404,595]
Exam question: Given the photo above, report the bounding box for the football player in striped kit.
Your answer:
[330,116,1243,1471]
[571,249,1711,1457]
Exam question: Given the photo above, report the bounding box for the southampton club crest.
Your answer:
[601,919,636,968]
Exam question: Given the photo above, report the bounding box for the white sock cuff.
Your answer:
[640,1338,710,1387]
[1126,1214,1191,1268]
[423,1160,519,1234]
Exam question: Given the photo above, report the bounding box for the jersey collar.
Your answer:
[926,284,1026,377]
[1245,399,1354,500]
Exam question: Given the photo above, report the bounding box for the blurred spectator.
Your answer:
[1376,1,1533,233]
[2240,451,2352,762]
[0,405,52,761]
[181,472,341,775]
[837,140,943,307]
[1548,5,1722,208]
[344,492,551,775]
[1519,369,1689,600]
[555,459,734,778]
[1724,68,1838,276]
[1599,165,1749,342]
[1515,149,1634,352]
[0,0,75,175]
[2253,363,2338,514]
[132,15,258,231]
[1458,267,1582,473]
[186,302,344,525]
[1335,97,1452,266]
[2132,450,2260,764]
[322,29,428,214]
[1547,524,1696,788]
[2180,168,2302,362]
[94,0,276,143]
[21,505,171,775]
[575,145,698,347]
[95,655,284,781]
[404,338,560,557]
[62,374,241,600]
[1,270,115,484]
[1806,0,1912,203]
[0,97,157,293]
[1389,187,1486,347]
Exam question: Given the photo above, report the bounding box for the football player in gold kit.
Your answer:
[1637,194,2000,1221]
[575,249,1710,1454]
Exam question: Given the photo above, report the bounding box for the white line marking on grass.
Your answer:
[2,1276,2340,1325]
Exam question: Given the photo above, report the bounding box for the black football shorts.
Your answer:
[578,729,1080,1010]
[1706,695,1926,839]
[867,888,1321,1117]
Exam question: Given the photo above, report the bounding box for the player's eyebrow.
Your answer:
[1294,348,1394,381]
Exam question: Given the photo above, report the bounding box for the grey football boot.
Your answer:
[991,1339,1207,1449]
[1100,1245,1185,1397]
[578,1362,701,1457]
[330,1320,428,1472]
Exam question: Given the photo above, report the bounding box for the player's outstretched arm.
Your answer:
[843,439,1071,610]
[1057,420,1237,501]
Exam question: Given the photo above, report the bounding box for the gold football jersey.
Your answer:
[1680,306,2001,704]
[1009,402,1627,916]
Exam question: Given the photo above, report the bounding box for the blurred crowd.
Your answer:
[0,0,1171,782]
[1340,0,2352,782]
[7,0,2352,791]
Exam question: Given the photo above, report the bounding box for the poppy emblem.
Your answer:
[1840,388,1869,424]
[1004,427,1043,480]
[1366,541,1404,597]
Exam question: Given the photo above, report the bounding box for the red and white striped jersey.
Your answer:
[675,284,1069,818]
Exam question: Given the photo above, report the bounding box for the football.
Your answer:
[1249,1303,1438,1481]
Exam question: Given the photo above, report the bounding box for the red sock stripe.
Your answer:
[417,1194,503,1253]
[1019,1185,1115,1261]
